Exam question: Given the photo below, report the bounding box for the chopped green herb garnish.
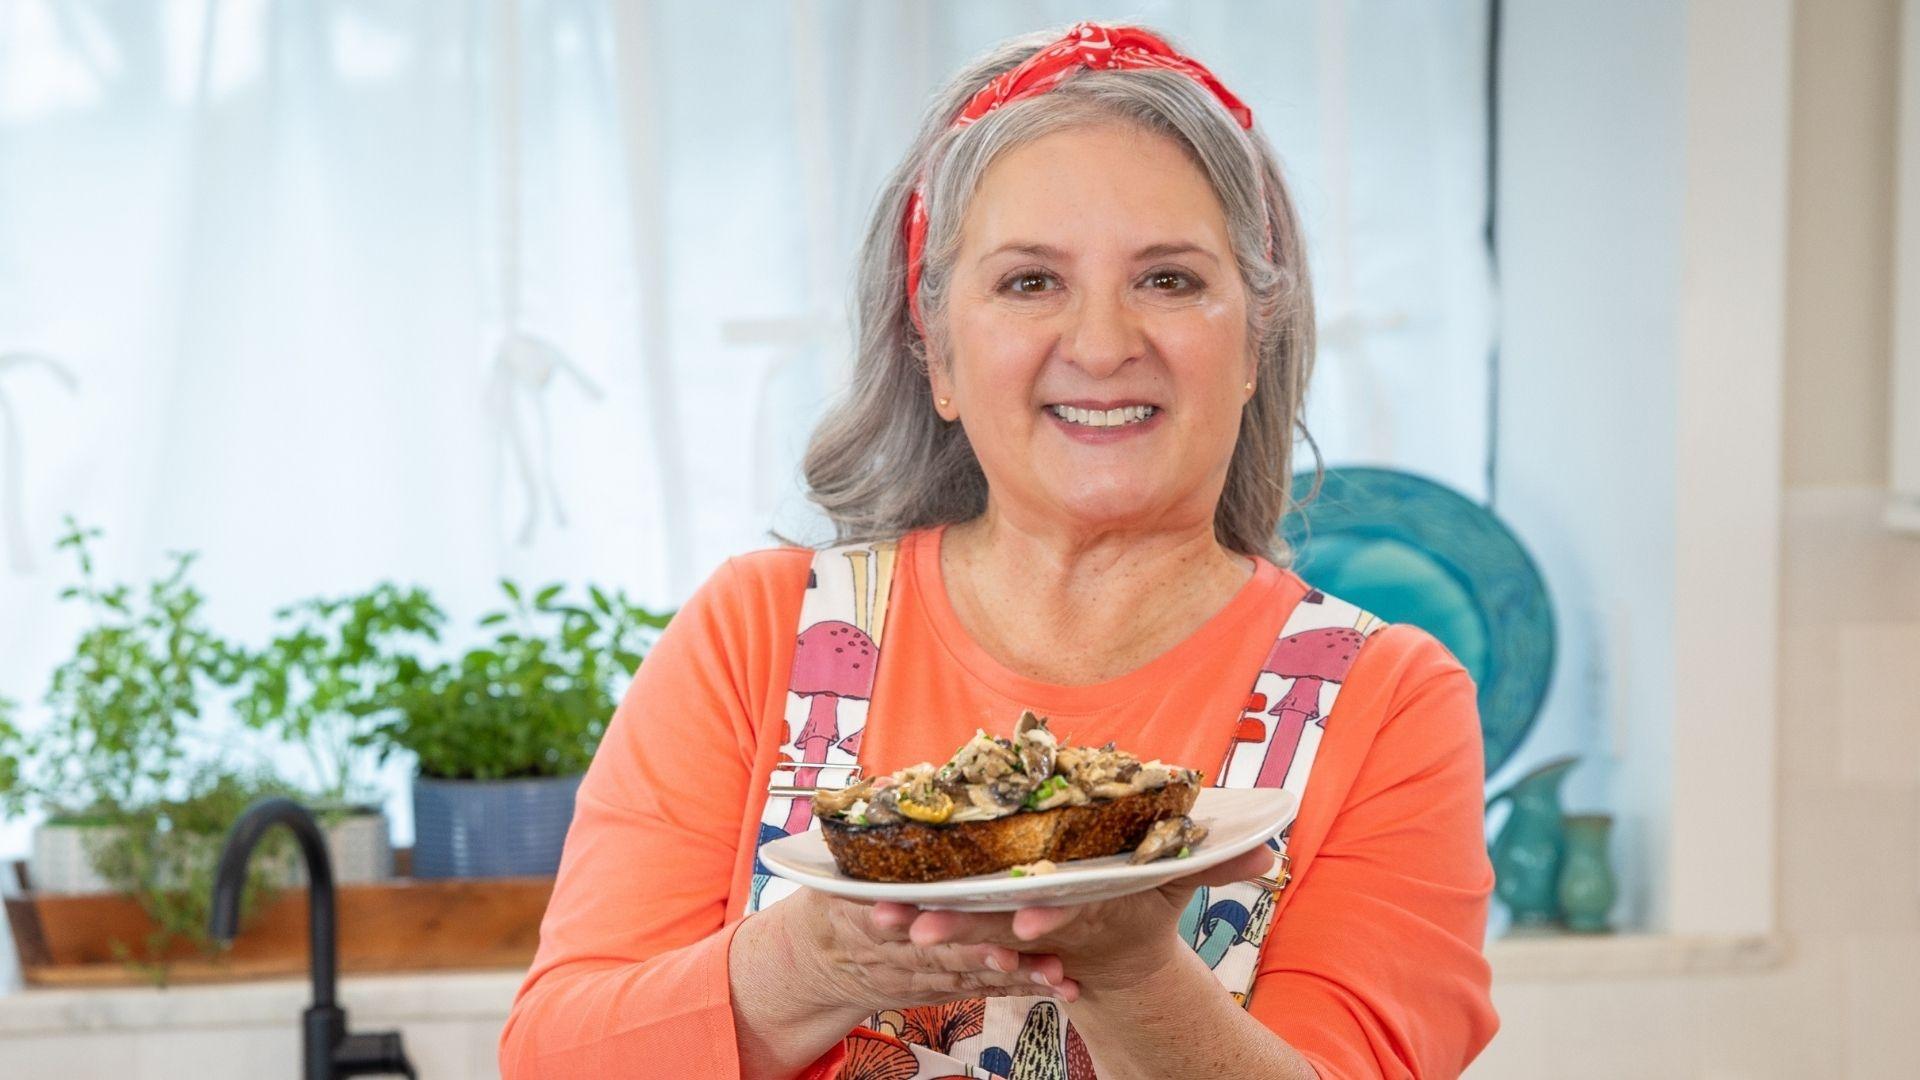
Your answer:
[853,814,869,825]
[1009,867,1026,877]
[1022,774,1069,809]
[1176,845,1192,858]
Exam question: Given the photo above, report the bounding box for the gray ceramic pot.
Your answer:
[28,822,126,894]
[411,774,582,878]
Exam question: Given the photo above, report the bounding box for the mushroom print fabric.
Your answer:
[753,540,899,910]
[1251,625,1369,787]
[749,543,1384,1079]
[869,1001,987,1058]
[786,619,881,832]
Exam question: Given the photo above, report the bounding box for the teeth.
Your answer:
[1048,405,1156,427]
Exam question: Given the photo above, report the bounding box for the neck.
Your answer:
[938,504,1255,685]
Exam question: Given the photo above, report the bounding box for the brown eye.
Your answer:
[1147,270,1198,292]
[1004,271,1055,294]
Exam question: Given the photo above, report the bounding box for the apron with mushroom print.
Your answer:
[748,541,1385,1080]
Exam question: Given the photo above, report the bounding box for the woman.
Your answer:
[501,22,1496,1080]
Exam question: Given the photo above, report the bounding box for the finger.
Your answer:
[980,953,1079,1003]
[1009,904,1080,942]
[907,908,1009,947]
[982,944,1065,987]
[894,945,1076,1002]
[870,901,921,934]
[1172,845,1277,890]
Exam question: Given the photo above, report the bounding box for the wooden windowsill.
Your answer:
[0,931,1793,1037]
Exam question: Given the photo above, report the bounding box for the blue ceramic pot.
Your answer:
[1487,756,1578,926]
[1557,813,1618,933]
[412,774,582,878]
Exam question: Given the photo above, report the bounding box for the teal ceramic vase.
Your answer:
[1557,813,1617,932]
[1487,756,1578,926]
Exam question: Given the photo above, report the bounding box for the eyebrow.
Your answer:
[979,241,1220,265]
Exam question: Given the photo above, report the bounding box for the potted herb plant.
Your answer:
[24,522,229,894]
[375,580,668,878]
[230,583,446,882]
[9,524,322,982]
[85,762,300,983]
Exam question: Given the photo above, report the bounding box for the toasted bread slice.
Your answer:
[818,777,1200,883]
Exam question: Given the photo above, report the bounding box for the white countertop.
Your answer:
[0,969,523,1036]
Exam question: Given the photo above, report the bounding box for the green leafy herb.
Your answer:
[1177,845,1192,858]
[229,584,445,804]
[370,580,672,780]
[27,519,232,818]
[1009,867,1026,877]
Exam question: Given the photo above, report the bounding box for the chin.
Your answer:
[1047,482,1166,526]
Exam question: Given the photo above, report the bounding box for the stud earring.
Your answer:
[937,397,950,408]
[1244,381,1254,392]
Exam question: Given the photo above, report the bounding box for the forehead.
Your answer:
[959,124,1229,251]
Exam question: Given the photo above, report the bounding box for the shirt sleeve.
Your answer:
[498,557,770,1079]
[1246,629,1499,1079]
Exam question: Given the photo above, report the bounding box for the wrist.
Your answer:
[749,892,864,1016]
[729,902,871,1080]
[1073,932,1201,1007]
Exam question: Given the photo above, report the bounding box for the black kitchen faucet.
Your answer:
[209,797,417,1079]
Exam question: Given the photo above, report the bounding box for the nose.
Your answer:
[1059,285,1146,378]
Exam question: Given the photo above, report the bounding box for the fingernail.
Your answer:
[1030,971,1053,987]
[984,952,1006,972]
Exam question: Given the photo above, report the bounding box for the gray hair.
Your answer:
[801,25,1317,559]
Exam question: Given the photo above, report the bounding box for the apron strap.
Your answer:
[752,540,901,909]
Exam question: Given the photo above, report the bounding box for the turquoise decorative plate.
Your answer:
[1280,467,1554,776]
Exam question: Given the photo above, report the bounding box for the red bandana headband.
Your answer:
[903,22,1262,337]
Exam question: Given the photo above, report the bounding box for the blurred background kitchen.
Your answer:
[0,0,1914,1076]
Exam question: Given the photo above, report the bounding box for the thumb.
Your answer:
[1170,844,1278,891]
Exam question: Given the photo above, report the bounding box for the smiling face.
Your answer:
[930,122,1254,539]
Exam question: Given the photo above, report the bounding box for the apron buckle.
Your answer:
[1254,852,1293,893]
[766,762,864,798]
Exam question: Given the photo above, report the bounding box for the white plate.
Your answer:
[758,786,1298,912]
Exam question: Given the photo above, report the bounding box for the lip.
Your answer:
[1043,399,1160,410]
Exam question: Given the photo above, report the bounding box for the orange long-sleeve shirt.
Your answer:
[500,527,1497,1078]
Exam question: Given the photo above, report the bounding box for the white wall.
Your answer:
[1481,0,1920,1075]
[1490,0,1686,931]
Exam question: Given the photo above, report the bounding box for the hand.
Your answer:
[870,844,1277,1001]
[775,884,1080,1015]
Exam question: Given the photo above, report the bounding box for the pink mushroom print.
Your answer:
[784,619,878,833]
[1255,626,1367,787]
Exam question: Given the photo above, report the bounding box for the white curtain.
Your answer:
[0,0,1491,988]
